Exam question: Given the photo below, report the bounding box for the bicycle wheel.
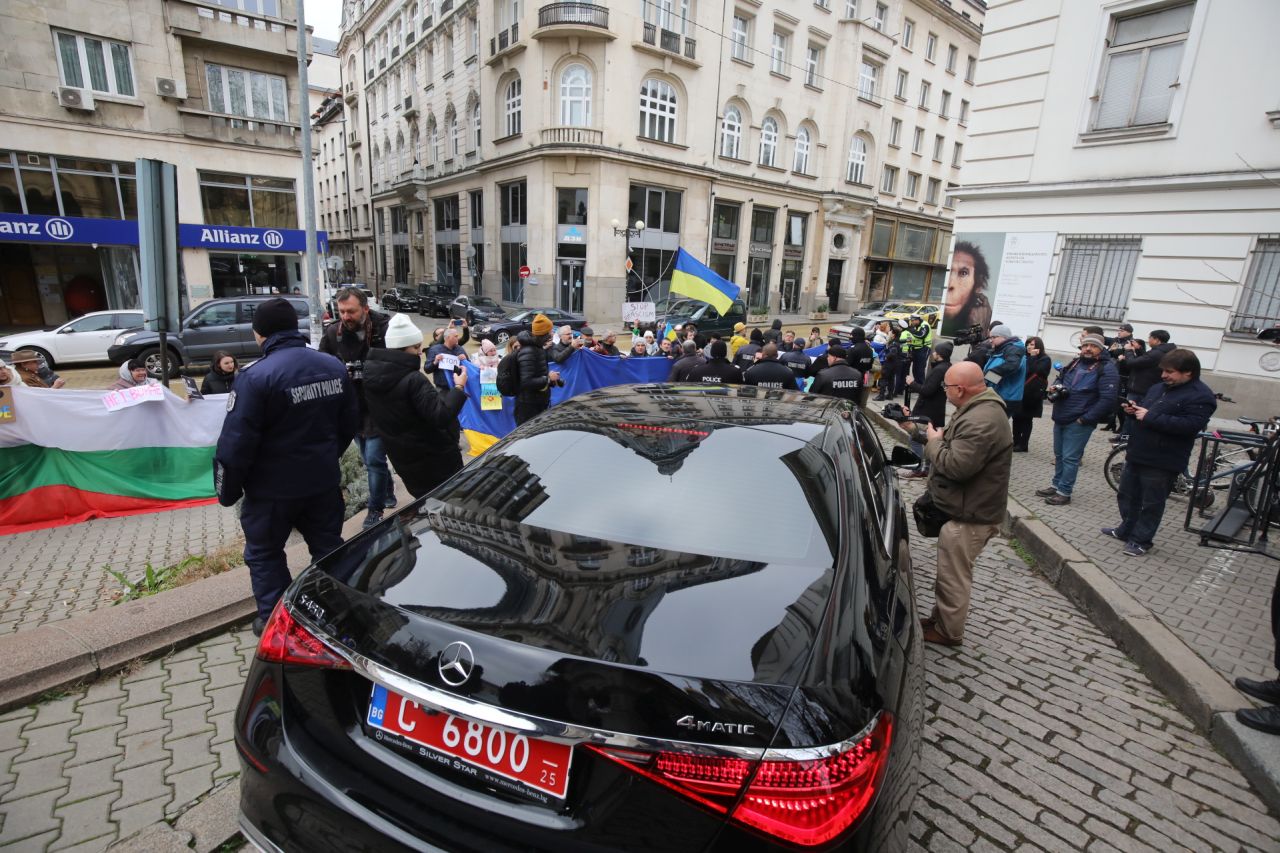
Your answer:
[1243,467,1280,527]
[1104,445,1127,492]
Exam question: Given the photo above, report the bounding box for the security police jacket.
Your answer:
[848,341,876,376]
[688,357,744,384]
[811,360,866,403]
[743,358,802,390]
[213,331,359,505]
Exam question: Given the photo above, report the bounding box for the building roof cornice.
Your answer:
[953,168,1280,201]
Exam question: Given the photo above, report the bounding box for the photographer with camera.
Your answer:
[319,286,395,529]
[896,361,1013,646]
[1036,334,1119,506]
[982,324,1027,419]
[513,314,562,425]
[1104,324,1144,433]
[900,341,954,479]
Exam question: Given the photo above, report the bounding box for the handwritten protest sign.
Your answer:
[101,384,166,412]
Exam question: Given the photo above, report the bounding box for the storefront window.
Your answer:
[209,252,292,297]
[709,201,740,284]
[200,183,252,227]
[0,159,20,213]
[57,170,121,220]
[20,167,58,215]
[557,188,588,225]
[199,172,297,228]
[871,219,894,257]
[894,223,935,262]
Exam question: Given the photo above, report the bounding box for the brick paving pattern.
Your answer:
[2,486,1277,850]
[0,504,242,637]
[1008,416,1276,684]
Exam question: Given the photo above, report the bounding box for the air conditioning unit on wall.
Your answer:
[57,86,95,111]
[155,77,187,99]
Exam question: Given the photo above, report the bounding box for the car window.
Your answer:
[191,303,238,327]
[507,310,531,322]
[113,312,144,329]
[66,315,116,333]
[473,297,500,308]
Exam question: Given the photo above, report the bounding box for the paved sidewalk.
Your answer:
[2,492,1277,850]
[1007,416,1276,686]
[1,505,242,637]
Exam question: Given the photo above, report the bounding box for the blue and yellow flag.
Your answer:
[670,248,740,315]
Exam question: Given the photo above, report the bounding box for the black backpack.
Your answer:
[496,351,521,396]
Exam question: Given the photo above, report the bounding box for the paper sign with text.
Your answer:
[480,367,502,411]
[102,384,167,412]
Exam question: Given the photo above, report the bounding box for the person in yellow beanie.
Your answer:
[531,313,553,337]
[728,322,750,361]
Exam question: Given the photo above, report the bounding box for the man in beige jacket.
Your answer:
[901,361,1013,645]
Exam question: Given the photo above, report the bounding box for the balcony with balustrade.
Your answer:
[533,3,614,40]
[539,126,604,146]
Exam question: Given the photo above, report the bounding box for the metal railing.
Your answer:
[490,23,519,55]
[642,22,695,59]
[538,2,609,29]
[1048,236,1141,322]
[1230,238,1280,334]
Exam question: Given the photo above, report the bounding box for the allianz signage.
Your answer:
[0,213,326,253]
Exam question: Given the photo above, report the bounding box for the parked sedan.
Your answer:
[234,383,925,852]
[473,307,589,346]
[380,286,421,313]
[0,310,144,368]
[448,294,506,324]
[828,314,885,343]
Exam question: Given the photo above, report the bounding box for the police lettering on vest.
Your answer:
[289,377,346,405]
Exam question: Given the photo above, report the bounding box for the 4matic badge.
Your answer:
[675,715,756,735]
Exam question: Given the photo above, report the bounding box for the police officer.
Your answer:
[214,298,359,635]
[845,327,876,392]
[743,343,801,390]
[811,345,867,404]
[904,314,934,383]
[688,340,744,384]
[779,339,811,378]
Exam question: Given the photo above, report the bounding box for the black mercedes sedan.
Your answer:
[473,307,589,346]
[234,384,925,852]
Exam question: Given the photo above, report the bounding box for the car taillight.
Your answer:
[256,602,352,670]
[589,712,893,848]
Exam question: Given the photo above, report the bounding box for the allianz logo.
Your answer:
[200,227,285,249]
[0,217,75,240]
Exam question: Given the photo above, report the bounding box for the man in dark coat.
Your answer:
[743,343,801,389]
[1038,334,1120,505]
[514,313,560,425]
[779,339,812,378]
[810,345,864,403]
[214,299,359,634]
[364,314,469,499]
[763,318,784,347]
[902,341,954,477]
[319,286,394,527]
[733,328,764,369]
[668,340,706,381]
[1102,348,1215,557]
[689,340,744,384]
[1115,330,1174,437]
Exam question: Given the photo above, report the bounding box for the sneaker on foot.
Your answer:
[1035,486,1059,497]
[1123,541,1149,556]
[362,509,383,530]
[1100,527,1125,540]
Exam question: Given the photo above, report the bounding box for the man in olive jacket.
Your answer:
[900,361,1013,646]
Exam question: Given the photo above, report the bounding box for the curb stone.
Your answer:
[108,778,241,853]
[866,407,1280,816]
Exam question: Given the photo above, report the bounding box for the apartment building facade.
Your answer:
[952,0,1280,401]
[336,0,983,323]
[0,0,320,328]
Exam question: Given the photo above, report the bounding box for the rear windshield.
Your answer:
[437,423,837,568]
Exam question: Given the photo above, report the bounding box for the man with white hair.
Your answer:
[425,323,470,391]
[550,325,581,363]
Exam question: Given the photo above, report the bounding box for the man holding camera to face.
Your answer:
[1036,335,1119,506]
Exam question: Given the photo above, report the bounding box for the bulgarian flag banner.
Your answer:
[0,386,228,535]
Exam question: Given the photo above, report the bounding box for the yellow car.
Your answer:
[879,302,941,323]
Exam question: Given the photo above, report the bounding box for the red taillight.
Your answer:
[256,602,352,669]
[589,712,893,847]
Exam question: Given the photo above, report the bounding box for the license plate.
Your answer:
[366,685,572,802]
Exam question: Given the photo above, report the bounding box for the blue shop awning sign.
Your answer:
[0,213,326,253]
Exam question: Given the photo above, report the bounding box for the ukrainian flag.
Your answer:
[670,248,741,315]
[662,322,677,342]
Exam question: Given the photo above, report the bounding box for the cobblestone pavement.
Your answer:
[0,505,243,637]
[1007,415,1277,685]
[2,495,1277,850]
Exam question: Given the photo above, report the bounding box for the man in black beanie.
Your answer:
[688,340,744,384]
[214,297,359,635]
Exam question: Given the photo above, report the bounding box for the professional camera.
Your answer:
[1045,383,1069,403]
[880,402,931,425]
[344,360,365,381]
[952,324,986,347]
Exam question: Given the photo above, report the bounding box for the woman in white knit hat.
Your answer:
[362,314,470,499]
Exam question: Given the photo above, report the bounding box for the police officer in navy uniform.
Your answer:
[214,298,359,634]
[811,345,867,404]
[743,343,802,390]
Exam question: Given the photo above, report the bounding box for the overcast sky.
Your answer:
[306,1,343,41]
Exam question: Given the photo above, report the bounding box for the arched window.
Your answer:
[448,113,460,158]
[720,106,742,159]
[759,116,778,167]
[353,153,363,189]
[559,64,592,127]
[428,121,439,163]
[395,131,405,175]
[504,77,522,136]
[409,126,420,167]
[793,125,811,174]
[472,102,481,148]
[638,78,677,143]
[846,136,867,183]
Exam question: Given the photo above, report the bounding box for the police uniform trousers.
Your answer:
[241,488,345,621]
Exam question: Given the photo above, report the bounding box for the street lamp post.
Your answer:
[612,218,646,302]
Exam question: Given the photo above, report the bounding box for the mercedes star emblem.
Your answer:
[438,641,475,687]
